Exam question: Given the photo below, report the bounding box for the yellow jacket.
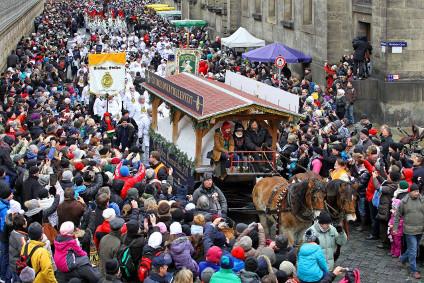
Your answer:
[21,240,57,283]
[330,168,350,182]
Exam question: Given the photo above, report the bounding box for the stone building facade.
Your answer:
[0,0,45,71]
[165,0,424,125]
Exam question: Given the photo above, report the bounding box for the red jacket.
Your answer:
[94,220,127,250]
[364,159,375,202]
[114,162,146,199]
[324,65,336,89]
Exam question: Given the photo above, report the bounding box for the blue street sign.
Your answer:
[387,41,407,47]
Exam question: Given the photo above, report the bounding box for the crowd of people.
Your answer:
[0,0,423,282]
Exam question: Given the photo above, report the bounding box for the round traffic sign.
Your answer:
[274,56,286,69]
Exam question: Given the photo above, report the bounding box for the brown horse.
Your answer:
[288,172,323,183]
[252,176,326,245]
[325,180,358,237]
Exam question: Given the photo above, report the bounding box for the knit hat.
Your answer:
[275,234,288,249]
[317,211,332,224]
[399,180,409,191]
[13,154,25,163]
[260,247,276,265]
[238,235,252,251]
[105,259,120,275]
[127,188,139,200]
[170,222,182,235]
[206,246,223,264]
[19,266,35,283]
[0,185,12,199]
[7,199,24,215]
[38,175,50,187]
[145,168,155,179]
[410,183,419,192]
[102,208,116,221]
[110,217,125,230]
[369,128,378,136]
[156,222,168,234]
[152,253,172,267]
[126,220,139,235]
[202,172,213,181]
[279,261,296,277]
[185,202,196,211]
[28,222,43,240]
[245,257,258,272]
[157,200,171,216]
[220,255,234,269]
[304,229,318,243]
[235,223,248,234]
[62,170,73,181]
[201,267,215,283]
[60,221,75,235]
[111,157,121,164]
[392,198,401,210]
[148,232,162,248]
[120,166,130,177]
[231,246,245,260]
[74,162,85,171]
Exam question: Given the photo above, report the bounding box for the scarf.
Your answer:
[105,118,114,131]
[393,187,408,199]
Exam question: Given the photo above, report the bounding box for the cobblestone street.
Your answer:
[337,229,422,282]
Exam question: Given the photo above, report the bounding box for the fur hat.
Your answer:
[157,200,171,216]
[238,235,252,251]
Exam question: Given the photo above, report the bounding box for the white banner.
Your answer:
[225,70,299,113]
[88,52,126,95]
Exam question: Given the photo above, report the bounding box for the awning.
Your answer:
[171,20,207,28]
[221,27,265,49]
[242,42,312,63]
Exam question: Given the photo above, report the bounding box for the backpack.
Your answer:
[16,244,42,275]
[138,251,163,282]
[339,268,361,283]
[117,241,136,280]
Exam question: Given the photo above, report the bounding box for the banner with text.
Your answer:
[88,52,126,95]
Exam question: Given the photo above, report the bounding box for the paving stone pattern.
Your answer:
[337,229,421,283]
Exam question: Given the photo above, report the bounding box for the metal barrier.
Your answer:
[227,150,277,173]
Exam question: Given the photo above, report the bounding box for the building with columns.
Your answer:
[165,0,424,125]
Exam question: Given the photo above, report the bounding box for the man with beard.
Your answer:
[394,184,424,279]
[192,173,227,218]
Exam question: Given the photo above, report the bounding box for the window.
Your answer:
[283,0,293,21]
[303,0,313,25]
[255,0,262,14]
[268,0,276,22]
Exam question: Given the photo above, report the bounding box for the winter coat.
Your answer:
[212,130,235,162]
[231,257,245,272]
[8,230,28,272]
[54,235,88,272]
[192,185,227,216]
[0,144,16,177]
[114,162,146,199]
[210,268,241,283]
[0,199,10,235]
[57,198,86,228]
[99,231,122,276]
[21,240,57,283]
[239,269,261,283]
[380,135,393,159]
[234,225,266,258]
[352,36,372,61]
[115,123,136,150]
[413,165,424,185]
[306,223,347,270]
[244,127,272,151]
[22,175,43,204]
[169,235,199,276]
[395,195,424,235]
[199,260,220,274]
[297,243,328,283]
[345,87,357,104]
[376,181,397,221]
[79,173,103,203]
[274,246,297,268]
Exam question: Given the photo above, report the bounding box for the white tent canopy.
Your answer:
[221,27,265,48]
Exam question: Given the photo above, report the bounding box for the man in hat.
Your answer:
[192,173,227,217]
[144,253,173,283]
[304,211,347,270]
[394,184,424,279]
[99,217,125,276]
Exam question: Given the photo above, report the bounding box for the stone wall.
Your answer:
[0,0,45,71]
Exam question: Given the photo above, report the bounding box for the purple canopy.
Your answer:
[242,42,312,63]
